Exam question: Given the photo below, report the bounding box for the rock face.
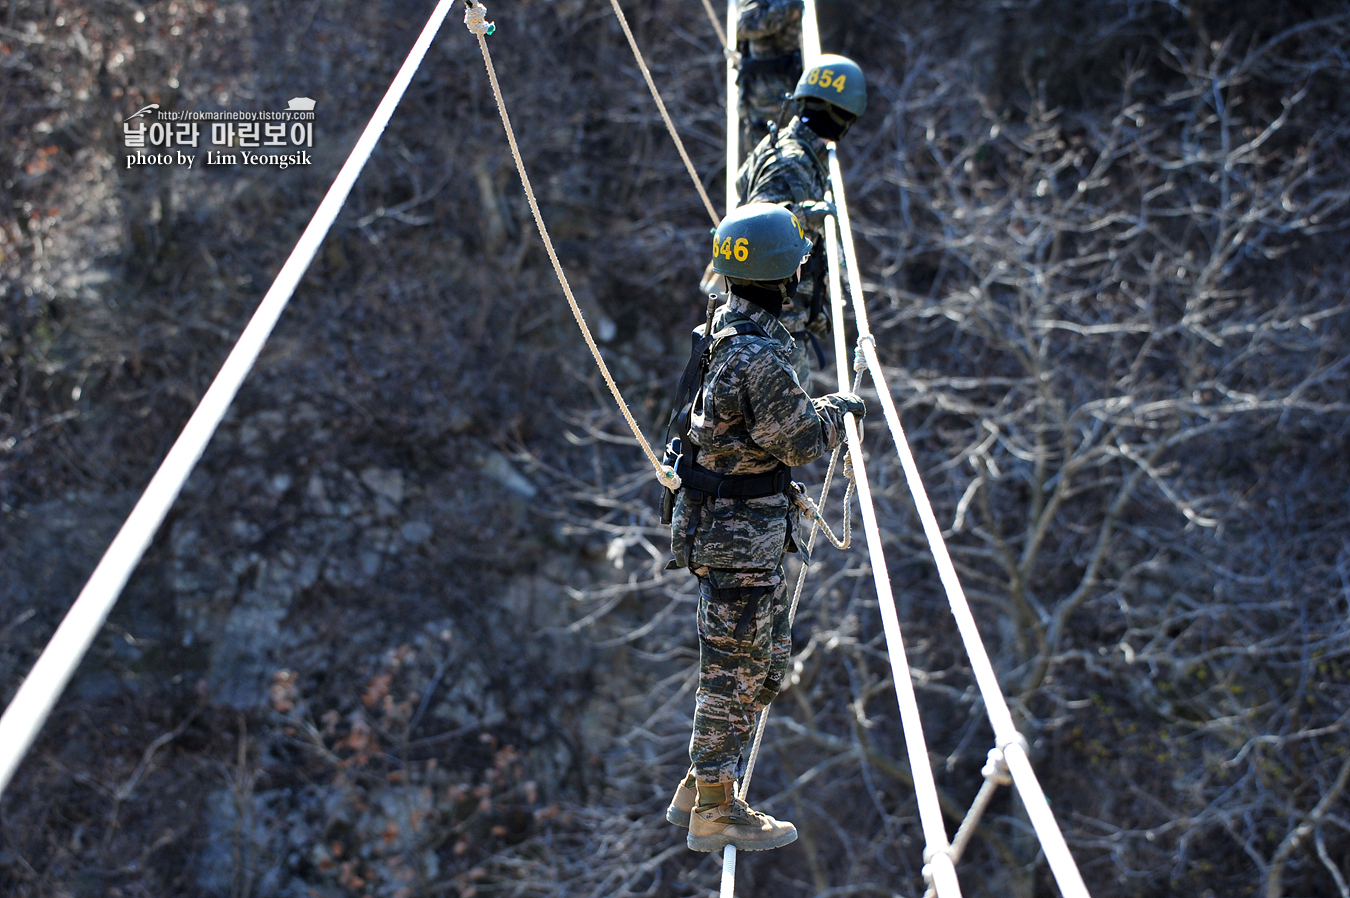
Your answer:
[0,395,625,896]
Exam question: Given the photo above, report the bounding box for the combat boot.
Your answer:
[686,780,797,852]
[665,767,697,827]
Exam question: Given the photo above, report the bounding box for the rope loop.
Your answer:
[789,481,852,551]
[463,0,494,36]
[660,466,682,492]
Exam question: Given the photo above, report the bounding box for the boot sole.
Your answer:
[665,806,692,827]
[686,826,798,852]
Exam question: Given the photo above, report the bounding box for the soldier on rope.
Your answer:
[737,54,867,386]
[661,203,866,852]
[735,0,804,155]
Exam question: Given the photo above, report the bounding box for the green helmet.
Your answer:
[793,54,866,118]
[711,203,813,281]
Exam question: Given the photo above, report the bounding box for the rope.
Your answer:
[826,138,1093,898]
[606,0,720,226]
[737,373,858,799]
[699,0,728,52]
[723,0,738,214]
[463,1,680,494]
[0,0,463,797]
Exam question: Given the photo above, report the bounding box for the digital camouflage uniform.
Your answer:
[669,295,851,784]
[737,0,803,155]
[736,116,832,384]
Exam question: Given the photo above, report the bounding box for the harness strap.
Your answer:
[790,331,828,369]
[699,580,770,642]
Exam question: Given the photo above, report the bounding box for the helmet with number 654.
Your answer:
[711,202,813,281]
[793,54,866,118]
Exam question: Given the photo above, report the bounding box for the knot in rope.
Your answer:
[660,465,681,491]
[982,747,1014,786]
[463,1,495,36]
[854,335,875,372]
[996,730,1031,758]
[789,481,851,550]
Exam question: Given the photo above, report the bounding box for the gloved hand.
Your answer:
[793,199,837,230]
[805,311,832,338]
[816,391,866,418]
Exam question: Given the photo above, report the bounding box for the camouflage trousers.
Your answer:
[689,570,791,783]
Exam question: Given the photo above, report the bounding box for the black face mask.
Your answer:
[801,101,854,142]
[729,274,800,318]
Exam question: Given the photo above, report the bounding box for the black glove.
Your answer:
[817,391,866,418]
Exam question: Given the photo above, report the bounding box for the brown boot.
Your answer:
[686,780,797,852]
[665,767,697,827]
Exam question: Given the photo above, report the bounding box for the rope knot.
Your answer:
[464,1,495,36]
[982,747,1014,786]
[853,335,875,373]
[659,465,682,491]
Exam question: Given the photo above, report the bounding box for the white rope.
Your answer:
[827,138,1093,898]
[463,1,680,494]
[738,408,854,799]
[723,0,738,214]
[0,0,462,797]
[717,2,740,891]
[606,0,720,226]
[800,0,823,61]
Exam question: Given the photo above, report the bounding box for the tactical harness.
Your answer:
[699,580,770,642]
[660,316,795,571]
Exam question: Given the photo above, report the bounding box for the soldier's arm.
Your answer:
[740,344,842,466]
[737,0,804,40]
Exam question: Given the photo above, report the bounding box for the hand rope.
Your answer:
[827,118,1092,897]
[607,0,720,226]
[0,0,463,797]
[463,1,680,493]
[717,3,741,890]
[737,368,860,802]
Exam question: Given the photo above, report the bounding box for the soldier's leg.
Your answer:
[686,573,798,851]
[688,576,775,783]
[751,574,792,714]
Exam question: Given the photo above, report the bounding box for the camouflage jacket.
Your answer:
[737,116,830,237]
[737,0,803,60]
[669,296,848,581]
[736,116,831,341]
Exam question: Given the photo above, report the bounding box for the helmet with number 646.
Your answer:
[793,54,866,118]
[710,202,813,281]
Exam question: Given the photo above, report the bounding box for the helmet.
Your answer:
[793,54,866,118]
[711,203,813,281]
